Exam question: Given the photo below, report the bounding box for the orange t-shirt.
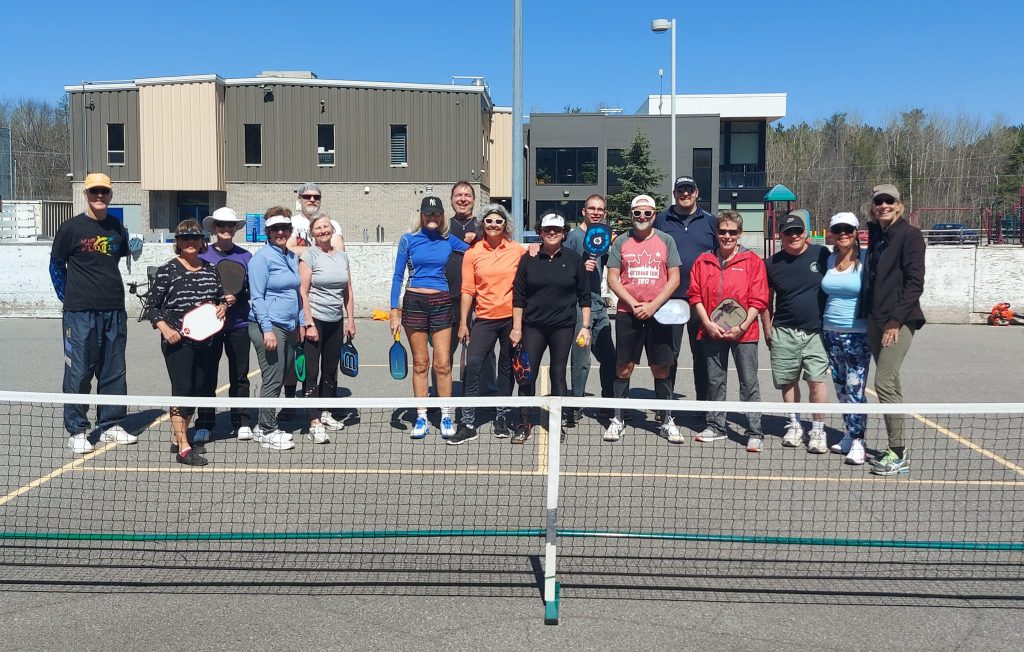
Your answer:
[461,238,523,319]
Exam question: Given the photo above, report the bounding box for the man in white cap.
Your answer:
[605,195,682,443]
[50,172,137,454]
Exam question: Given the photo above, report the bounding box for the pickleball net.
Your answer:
[1,391,1022,616]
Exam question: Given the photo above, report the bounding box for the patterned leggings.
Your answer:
[822,330,871,439]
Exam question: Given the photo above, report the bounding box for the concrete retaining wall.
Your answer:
[2,243,1022,322]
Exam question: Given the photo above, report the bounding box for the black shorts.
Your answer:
[401,290,454,334]
[615,312,674,367]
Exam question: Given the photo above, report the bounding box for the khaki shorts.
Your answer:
[770,326,830,388]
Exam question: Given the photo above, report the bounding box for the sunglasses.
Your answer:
[87,188,111,196]
[422,210,444,218]
[873,196,897,206]
[298,194,321,201]
[676,186,697,195]
[268,225,293,233]
[718,229,740,236]
[632,209,655,218]
[783,229,805,236]
[177,234,204,241]
[483,218,505,226]
[541,226,563,233]
[830,225,857,235]
[214,221,237,229]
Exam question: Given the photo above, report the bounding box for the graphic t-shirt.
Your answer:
[607,228,681,314]
[50,213,129,312]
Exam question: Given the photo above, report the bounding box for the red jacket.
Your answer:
[687,248,768,343]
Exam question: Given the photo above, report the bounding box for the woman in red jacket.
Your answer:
[687,210,769,452]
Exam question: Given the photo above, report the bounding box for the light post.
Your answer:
[651,18,676,187]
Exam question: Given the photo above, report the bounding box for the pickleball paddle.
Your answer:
[389,332,408,380]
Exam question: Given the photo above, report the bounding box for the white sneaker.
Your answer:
[845,439,866,465]
[193,428,211,444]
[67,433,94,454]
[440,415,457,439]
[98,425,137,445]
[257,428,294,450]
[661,418,685,444]
[306,424,330,444]
[320,411,345,431]
[830,434,854,454]
[603,418,624,442]
[746,435,763,453]
[807,428,828,454]
[781,423,804,447]
[236,426,254,441]
[695,428,726,443]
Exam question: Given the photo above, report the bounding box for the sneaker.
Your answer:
[603,418,624,442]
[512,423,533,444]
[781,423,805,448]
[176,448,208,466]
[67,433,94,454]
[845,439,866,465]
[695,428,726,443]
[807,428,828,454]
[320,411,345,431]
[830,434,854,455]
[193,428,211,445]
[440,416,457,440]
[746,435,763,453]
[447,423,478,445]
[661,418,685,444]
[870,449,910,476]
[493,415,513,439]
[410,416,430,439]
[236,426,254,441]
[257,429,295,451]
[306,424,330,444]
[99,425,138,445]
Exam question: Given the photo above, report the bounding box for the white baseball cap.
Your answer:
[539,213,566,229]
[829,212,859,229]
[630,195,656,210]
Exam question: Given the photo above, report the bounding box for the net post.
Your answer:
[543,396,561,625]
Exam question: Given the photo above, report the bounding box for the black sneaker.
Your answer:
[447,424,478,445]
[176,448,208,466]
[493,415,513,439]
[170,442,206,455]
[511,423,533,444]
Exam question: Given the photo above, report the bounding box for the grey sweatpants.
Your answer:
[248,322,298,431]
[703,339,762,436]
[867,322,915,448]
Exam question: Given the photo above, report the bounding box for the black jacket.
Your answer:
[859,218,926,329]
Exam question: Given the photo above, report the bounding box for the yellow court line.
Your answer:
[0,370,262,507]
[69,464,1023,487]
[864,388,1024,478]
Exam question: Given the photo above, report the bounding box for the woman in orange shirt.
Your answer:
[448,204,522,445]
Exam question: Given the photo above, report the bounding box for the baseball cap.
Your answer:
[630,194,656,210]
[779,212,806,233]
[539,213,566,230]
[84,173,112,190]
[872,184,901,201]
[265,215,293,229]
[673,176,697,190]
[829,212,859,230]
[420,196,444,216]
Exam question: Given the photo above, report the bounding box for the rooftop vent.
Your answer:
[258,71,318,79]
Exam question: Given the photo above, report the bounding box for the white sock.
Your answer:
[441,406,451,418]
[417,408,427,419]
[812,420,825,432]
[788,413,800,426]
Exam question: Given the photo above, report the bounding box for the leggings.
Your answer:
[822,330,871,439]
[302,318,345,421]
[519,324,574,423]
[461,317,514,426]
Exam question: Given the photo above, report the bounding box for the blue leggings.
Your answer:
[823,330,871,439]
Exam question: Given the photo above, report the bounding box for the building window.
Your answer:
[719,121,765,188]
[535,147,598,185]
[107,123,125,166]
[244,124,262,166]
[692,148,713,214]
[390,125,408,167]
[317,124,335,166]
[606,149,625,196]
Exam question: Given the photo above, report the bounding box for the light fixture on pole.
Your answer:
[651,18,676,188]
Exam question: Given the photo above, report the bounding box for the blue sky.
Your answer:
[4,0,1022,127]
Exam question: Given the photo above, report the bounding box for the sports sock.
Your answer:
[812,420,825,432]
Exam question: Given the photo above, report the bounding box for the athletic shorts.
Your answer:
[770,325,830,388]
[615,312,674,367]
[402,290,454,334]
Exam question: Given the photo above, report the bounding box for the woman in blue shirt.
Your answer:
[390,196,470,439]
[821,212,870,465]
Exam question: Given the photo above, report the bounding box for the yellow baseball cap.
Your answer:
[84,173,112,190]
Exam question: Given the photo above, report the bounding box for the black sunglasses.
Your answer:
[873,196,897,206]
[676,186,697,195]
[298,194,321,201]
[214,221,237,229]
[830,225,857,235]
[177,234,204,241]
[87,188,111,196]
[718,229,740,236]
[268,225,293,233]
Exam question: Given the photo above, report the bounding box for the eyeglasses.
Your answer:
[718,229,740,236]
[483,218,505,226]
[830,225,857,235]
[585,206,606,213]
[873,196,897,206]
[268,225,293,233]
[632,209,655,218]
[298,194,321,201]
[676,186,697,195]
[87,188,111,196]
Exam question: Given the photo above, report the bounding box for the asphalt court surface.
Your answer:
[1,319,1024,649]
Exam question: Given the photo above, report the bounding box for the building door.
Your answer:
[176,192,210,224]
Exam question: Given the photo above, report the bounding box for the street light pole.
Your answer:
[652,18,677,187]
[512,0,524,241]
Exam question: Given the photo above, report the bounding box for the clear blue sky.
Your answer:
[4,0,1023,127]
